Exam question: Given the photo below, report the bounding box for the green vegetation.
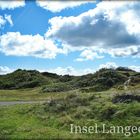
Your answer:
[0,69,58,89]
[0,89,140,139]
[42,83,73,92]
[0,67,140,92]
[0,88,77,101]
[0,67,140,139]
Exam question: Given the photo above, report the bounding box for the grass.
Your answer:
[0,87,78,101]
[0,104,87,139]
[1,84,135,101]
[0,86,140,139]
[0,86,116,101]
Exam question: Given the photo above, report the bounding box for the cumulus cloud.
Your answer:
[0,0,25,10]
[46,2,140,58]
[36,1,93,13]
[0,66,12,75]
[47,66,94,76]
[76,49,104,61]
[0,32,64,59]
[99,62,118,69]
[99,62,140,72]
[108,46,140,57]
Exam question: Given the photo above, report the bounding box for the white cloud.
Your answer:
[0,0,25,10]
[0,32,64,59]
[76,49,104,61]
[99,62,118,69]
[0,15,13,29]
[0,66,12,75]
[36,1,93,13]
[99,62,140,72]
[46,2,140,58]
[108,46,140,57]
[47,66,94,76]
[129,65,140,72]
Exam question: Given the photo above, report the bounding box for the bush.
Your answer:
[17,80,40,88]
[42,83,72,92]
[116,67,135,72]
[59,75,74,82]
[112,94,140,103]
[43,95,90,114]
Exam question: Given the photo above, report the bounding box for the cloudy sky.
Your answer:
[0,0,140,75]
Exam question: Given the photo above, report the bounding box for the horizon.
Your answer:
[0,66,138,77]
[0,1,140,76]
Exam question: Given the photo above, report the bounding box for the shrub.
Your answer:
[42,83,72,92]
[59,75,74,82]
[43,95,90,114]
[112,94,140,103]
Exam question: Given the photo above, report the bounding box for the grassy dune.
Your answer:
[0,87,140,139]
[0,68,140,139]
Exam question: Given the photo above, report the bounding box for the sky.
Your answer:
[0,0,140,75]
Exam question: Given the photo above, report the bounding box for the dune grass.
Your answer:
[0,87,140,139]
[0,87,76,101]
[0,86,116,101]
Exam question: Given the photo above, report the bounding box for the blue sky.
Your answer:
[0,1,140,75]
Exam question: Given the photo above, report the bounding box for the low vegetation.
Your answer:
[0,67,139,92]
[1,89,140,139]
[0,67,140,139]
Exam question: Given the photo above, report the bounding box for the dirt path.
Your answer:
[0,101,45,106]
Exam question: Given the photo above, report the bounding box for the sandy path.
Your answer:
[0,101,45,106]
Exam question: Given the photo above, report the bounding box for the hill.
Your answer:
[0,69,57,89]
[0,67,140,140]
[0,67,140,91]
[75,67,140,91]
